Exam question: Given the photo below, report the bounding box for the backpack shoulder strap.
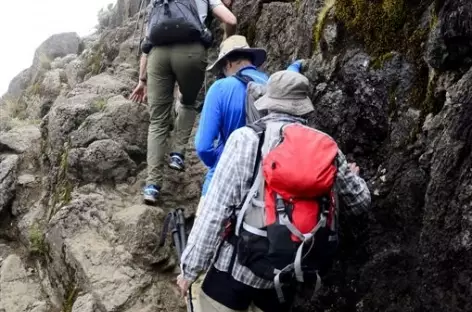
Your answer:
[234,122,267,236]
[247,121,266,184]
[233,70,255,85]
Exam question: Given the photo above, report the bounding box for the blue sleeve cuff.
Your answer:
[286,63,301,73]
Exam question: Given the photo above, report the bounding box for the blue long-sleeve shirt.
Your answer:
[195,62,303,196]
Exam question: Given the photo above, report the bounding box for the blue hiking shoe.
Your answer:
[169,152,185,171]
[143,184,160,205]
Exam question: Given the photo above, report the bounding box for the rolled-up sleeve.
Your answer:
[335,150,371,215]
[209,0,223,9]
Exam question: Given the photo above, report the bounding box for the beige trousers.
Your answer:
[197,289,263,312]
[188,196,207,312]
[189,197,265,312]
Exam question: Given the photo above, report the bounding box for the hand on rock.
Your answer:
[222,0,232,7]
[287,59,308,74]
[129,80,147,104]
[348,162,360,175]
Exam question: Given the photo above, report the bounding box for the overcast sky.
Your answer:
[0,0,115,96]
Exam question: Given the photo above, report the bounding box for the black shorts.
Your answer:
[201,266,295,312]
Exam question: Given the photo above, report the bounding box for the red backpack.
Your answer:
[227,119,340,302]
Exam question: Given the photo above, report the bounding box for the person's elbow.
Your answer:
[350,184,372,215]
[196,146,215,168]
[357,187,372,212]
[225,13,237,27]
[212,5,237,26]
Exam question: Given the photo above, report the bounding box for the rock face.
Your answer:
[0,0,471,311]
[0,254,51,312]
[30,32,82,84]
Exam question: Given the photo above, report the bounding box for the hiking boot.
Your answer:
[169,152,185,171]
[143,184,160,205]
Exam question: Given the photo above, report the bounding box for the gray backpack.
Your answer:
[147,0,212,48]
[233,71,268,124]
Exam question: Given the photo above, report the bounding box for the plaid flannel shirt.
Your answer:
[180,113,372,289]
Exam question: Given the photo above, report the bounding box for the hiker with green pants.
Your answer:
[130,0,237,205]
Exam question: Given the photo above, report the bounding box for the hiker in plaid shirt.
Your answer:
[177,70,371,312]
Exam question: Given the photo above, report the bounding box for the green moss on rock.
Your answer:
[62,284,79,312]
[29,222,48,257]
[335,0,433,57]
[370,52,395,70]
[48,143,73,220]
[313,0,336,50]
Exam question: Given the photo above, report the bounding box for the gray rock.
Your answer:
[112,204,170,266]
[70,73,131,98]
[67,139,137,184]
[71,294,98,312]
[30,32,82,83]
[0,254,48,312]
[65,58,87,88]
[0,125,40,154]
[6,68,31,99]
[11,173,41,217]
[46,193,160,311]
[42,93,102,163]
[50,54,77,70]
[0,155,19,214]
[426,0,472,70]
[41,69,66,98]
[252,2,299,73]
[70,95,149,159]
[107,0,143,29]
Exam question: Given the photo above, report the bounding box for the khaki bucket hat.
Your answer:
[206,35,267,73]
[254,70,314,116]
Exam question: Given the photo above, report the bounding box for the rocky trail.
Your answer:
[0,0,471,311]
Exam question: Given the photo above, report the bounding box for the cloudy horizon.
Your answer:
[0,0,115,96]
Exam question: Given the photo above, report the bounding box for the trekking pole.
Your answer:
[137,1,147,57]
[175,208,194,312]
[134,0,147,57]
[159,208,194,312]
[134,0,145,34]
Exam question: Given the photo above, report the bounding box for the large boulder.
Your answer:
[69,95,149,161]
[67,139,137,184]
[0,125,40,154]
[45,191,179,312]
[30,32,82,83]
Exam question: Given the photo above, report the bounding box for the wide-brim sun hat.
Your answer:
[206,35,267,73]
[254,70,314,116]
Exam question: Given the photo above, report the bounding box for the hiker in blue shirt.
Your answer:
[195,35,305,214]
[190,34,305,309]
[195,35,267,210]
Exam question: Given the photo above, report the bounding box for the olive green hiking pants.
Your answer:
[146,43,207,186]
